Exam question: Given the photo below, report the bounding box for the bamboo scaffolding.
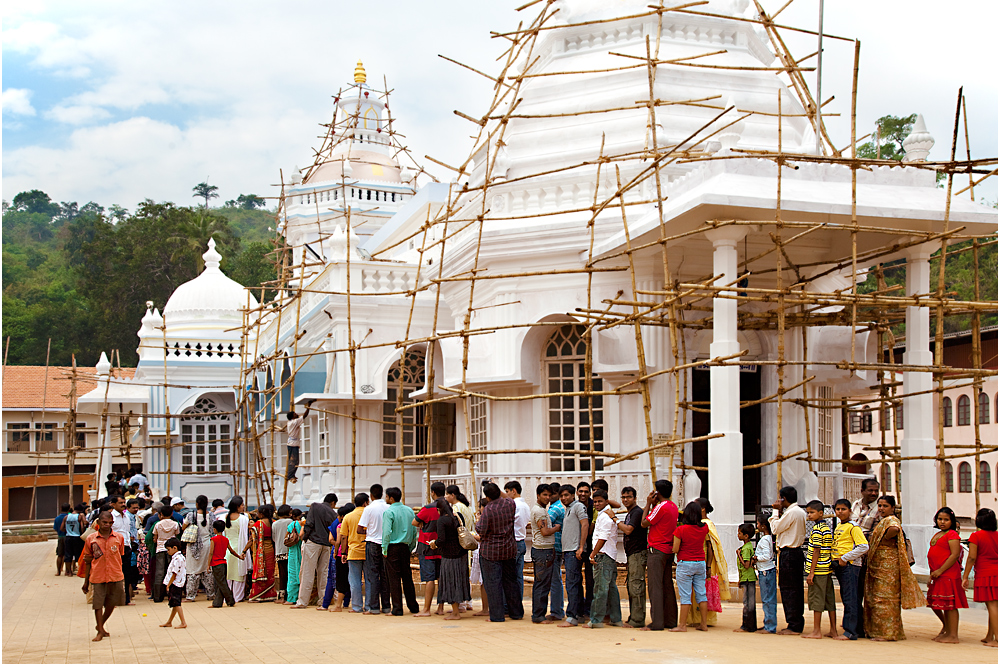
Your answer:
[164,0,1000,517]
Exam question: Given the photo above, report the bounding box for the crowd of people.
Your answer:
[55,472,997,647]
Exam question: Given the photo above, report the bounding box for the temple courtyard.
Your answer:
[2,541,994,663]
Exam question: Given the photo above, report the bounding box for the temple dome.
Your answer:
[162,238,259,325]
[306,149,402,184]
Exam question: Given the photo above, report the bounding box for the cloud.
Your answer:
[1,0,995,208]
[2,88,36,116]
[44,104,110,124]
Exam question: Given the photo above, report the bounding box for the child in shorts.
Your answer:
[161,537,188,629]
[803,501,836,639]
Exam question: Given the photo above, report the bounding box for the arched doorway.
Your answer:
[380,349,456,468]
[381,350,427,460]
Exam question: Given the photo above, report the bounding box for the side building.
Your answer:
[848,327,998,522]
[1,364,135,522]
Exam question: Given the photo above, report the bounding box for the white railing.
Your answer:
[817,471,872,505]
[361,264,417,294]
[166,340,240,360]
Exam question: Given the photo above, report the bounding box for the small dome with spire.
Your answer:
[162,238,259,328]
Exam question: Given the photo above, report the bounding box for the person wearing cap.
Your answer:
[170,498,187,524]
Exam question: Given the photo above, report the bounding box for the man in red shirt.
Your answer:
[413,482,446,617]
[641,479,678,630]
[81,510,126,642]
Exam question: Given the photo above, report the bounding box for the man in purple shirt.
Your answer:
[474,482,523,622]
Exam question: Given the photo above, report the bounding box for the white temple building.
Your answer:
[82,0,996,577]
[255,1,995,574]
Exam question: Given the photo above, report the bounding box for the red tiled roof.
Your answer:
[1,366,136,410]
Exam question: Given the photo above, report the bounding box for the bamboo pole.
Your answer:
[28,338,51,520]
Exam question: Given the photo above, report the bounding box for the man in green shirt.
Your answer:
[381,487,419,615]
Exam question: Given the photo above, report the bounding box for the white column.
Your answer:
[901,242,935,572]
[704,226,748,580]
[97,412,114,499]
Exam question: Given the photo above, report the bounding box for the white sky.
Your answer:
[2,0,997,210]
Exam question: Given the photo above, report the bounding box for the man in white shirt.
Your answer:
[769,485,807,635]
[356,483,391,614]
[127,470,147,491]
[284,403,311,484]
[583,489,622,628]
[504,481,531,597]
[109,495,135,605]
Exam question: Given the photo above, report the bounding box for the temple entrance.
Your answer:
[691,368,762,514]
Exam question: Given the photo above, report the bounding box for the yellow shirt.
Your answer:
[833,521,868,565]
[342,506,366,561]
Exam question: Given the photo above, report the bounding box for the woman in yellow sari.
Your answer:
[863,495,923,641]
[688,497,731,626]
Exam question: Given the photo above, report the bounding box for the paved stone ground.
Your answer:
[2,541,995,663]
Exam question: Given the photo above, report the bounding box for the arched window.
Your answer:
[381,350,426,460]
[544,324,603,473]
[945,462,954,493]
[958,461,973,493]
[363,107,378,130]
[979,392,991,424]
[980,461,992,493]
[181,397,232,474]
[943,396,953,427]
[880,464,892,492]
[847,453,870,475]
[957,395,971,426]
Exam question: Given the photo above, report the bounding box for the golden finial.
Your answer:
[354,60,366,84]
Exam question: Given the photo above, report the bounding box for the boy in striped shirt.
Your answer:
[803,500,837,639]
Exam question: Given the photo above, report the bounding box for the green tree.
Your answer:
[192,181,220,208]
[168,208,235,271]
[228,240,280,302]
[108,204,129,221]
[224,193,267,210]
[11,189,61,216]
[64,201,239,364]
[856,114,916,161]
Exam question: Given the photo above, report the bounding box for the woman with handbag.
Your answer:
[446,485,477,612]
[183,495,216,602]
[432,499,472,620]
[863,495,924,641]
[687,497,730,627]
[285,509,304,605]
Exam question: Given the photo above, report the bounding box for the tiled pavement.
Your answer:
[2,541,996,663]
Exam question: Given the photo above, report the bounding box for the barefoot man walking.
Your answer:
[80,511,126,642]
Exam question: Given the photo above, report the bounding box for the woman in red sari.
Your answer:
[927,506,967,644]
[962,508,998,648]
[243,504,277,602]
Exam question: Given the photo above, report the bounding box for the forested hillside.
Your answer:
[2,182,995,369]
[2,189,279,367]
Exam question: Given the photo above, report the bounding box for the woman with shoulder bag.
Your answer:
[184,495,216,602]
[432,499,472,620]
[285,509,304,605]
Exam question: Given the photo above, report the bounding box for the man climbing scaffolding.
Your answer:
[285,402,312,484]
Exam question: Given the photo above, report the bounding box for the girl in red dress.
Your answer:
[927,506,966,644]
[962,508,998,648]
